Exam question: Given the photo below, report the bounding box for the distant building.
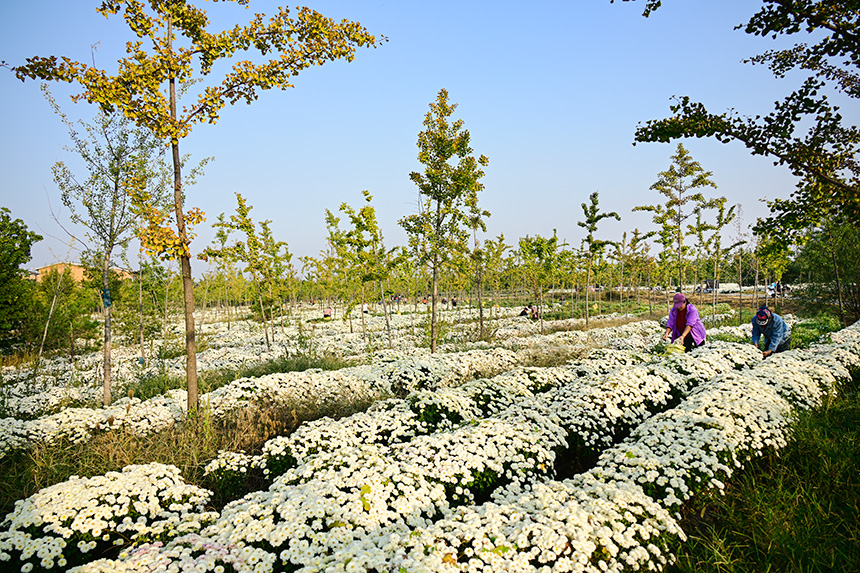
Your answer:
[31,263,133,283]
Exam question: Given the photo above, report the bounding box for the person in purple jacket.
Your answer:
[662,292,706,353]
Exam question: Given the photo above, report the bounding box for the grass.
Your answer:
[670,385,860,573]
[127,352,357,401]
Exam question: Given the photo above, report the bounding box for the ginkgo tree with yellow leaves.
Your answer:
[12,0,382,411]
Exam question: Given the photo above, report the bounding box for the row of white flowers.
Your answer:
[0,316,662,462]
[82,326,858,571]
[1,304,503,419]
[0,346,522,462]
[201,347,653,496]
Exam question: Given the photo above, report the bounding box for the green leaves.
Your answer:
[400,89,489,268]
[15,2,383,143]
[624,1,860,225]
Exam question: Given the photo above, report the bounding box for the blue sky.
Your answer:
[1,1,848,274]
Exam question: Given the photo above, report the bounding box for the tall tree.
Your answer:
[635,143,717,290]
[466,183,492,340]
[399,89,489,353]
[46,88,160,405]
[13,1,381,411]
[202,193,286,351]
[339,191,398,349]
[619,1,860,229]
[578,191,620,327]
[704,199,743,322]
[0,208,42,349]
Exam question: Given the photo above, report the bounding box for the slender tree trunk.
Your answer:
[712,257,718,324]
[585,260,591,328]
[754,256,760,311]
[102,249,113,406]
[431,253,439,353]
[647,267,653,315]
[199,277,209,333]
[380,279,392,349]
[538,288,544,333]
[825,226,848,327]
[477,259,485,340]
[738,250,743,326]
[360,283,367,344]
[168,16,198,412]
[139,250,146,365]
[37,269,65,368]
[254,279,271,352]
[163,273,170,356]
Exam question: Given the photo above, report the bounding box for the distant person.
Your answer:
[323,307,332,319]
[452,296,457,307]
[662,293,706,353]
[519,306,530,317]
[751,306,791,358]
[362,302,369,314]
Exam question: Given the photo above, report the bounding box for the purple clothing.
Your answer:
[667,303,706,345]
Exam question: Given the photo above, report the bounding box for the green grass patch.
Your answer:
[670,388,860,573]
[791,313,843,349]
[707,333,749,345]
[126,353,357,401]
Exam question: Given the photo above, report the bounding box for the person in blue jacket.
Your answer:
[751,306,791,358]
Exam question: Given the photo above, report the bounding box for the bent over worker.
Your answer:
[751,305,791,358]
[662,293,706,353]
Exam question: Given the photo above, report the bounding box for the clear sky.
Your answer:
[1,1,850,275]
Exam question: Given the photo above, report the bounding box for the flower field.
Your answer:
[1,307,858,573]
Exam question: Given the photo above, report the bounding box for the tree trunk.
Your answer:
[825,225,848,327]
[380,279,392,349]
[647,268,653,315]
[168,16,198,413]
[754,256,760,311]
[737,250,743,326]
[257,288,271,352]
[199,276,209,334]
[163,272,170,356]
[139,250,146,365]
[477,259,485,340]
[102,249,113,406]
[585,260,591,328]
[360,283,367,344]
[712,257,718,324]
[431,252,439,353]
[37,268,65,369]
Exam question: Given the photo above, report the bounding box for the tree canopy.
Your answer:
[617,0,860,230]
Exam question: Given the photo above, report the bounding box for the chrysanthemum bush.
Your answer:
[202,347,646,496]
[1,313,659,466]
[592,340,859,511]
[1,305,519,421]
[394,473,684,572]
[0,463,216,573]
[0,345,522,463]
